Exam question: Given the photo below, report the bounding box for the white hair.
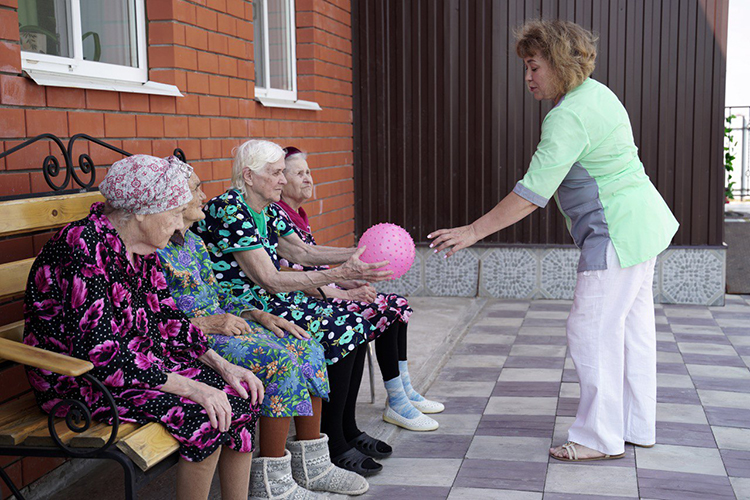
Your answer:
[283,151,308,174]
[231,140,284,195]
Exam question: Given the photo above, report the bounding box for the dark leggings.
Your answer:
[374,321,408,381]
[321,344,367,457]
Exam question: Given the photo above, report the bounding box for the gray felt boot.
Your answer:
[249,450,322,499]
[286,434,370,496]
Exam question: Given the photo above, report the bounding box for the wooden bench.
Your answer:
[0,134,188,499]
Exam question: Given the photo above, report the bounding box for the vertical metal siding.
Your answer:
[353,0,727,246]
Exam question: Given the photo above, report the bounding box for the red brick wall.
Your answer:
[0,0,353,495]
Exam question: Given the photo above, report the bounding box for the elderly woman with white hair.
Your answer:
[23,155,263,500]
[195,140,392,478]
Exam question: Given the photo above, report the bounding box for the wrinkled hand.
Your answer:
[345,284,377,303]
[427,225,480,258]
[339,246,392,282]
[336,279,368,290]
[186,381,235,432]
[219,360,264,408]
[191,313,251,336]
[248,309,311,340]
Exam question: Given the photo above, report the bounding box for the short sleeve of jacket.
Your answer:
[514,107,590,208]
[199,192,263,253]
[267,204,294,238]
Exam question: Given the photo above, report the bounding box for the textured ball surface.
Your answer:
[358,223,416,279]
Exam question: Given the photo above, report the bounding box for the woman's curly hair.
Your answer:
[515,19,598,96]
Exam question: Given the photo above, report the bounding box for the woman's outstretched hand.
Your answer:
[338,246,393,282]
[428,224,480,258]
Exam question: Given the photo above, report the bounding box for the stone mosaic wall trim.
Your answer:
[376,246,726,306]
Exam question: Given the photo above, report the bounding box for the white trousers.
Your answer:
[566,242,657,455]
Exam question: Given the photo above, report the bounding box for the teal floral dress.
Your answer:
[195,189,373,365]
[157,230,329,417]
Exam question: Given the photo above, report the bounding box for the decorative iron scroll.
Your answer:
[0,133,188,193]
[47,373,120,458]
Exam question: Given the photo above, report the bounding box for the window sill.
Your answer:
[256,95,322,111]
[24,68,183,97]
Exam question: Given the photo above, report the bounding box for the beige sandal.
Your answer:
[549,441,625,462]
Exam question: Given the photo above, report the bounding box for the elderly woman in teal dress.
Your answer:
[195,140,394,477]
[158,173,370,498]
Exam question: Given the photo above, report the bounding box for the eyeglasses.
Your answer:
[283,146,303,159]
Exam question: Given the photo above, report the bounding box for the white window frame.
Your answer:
[20,0,181,96]
[254,0,320,110]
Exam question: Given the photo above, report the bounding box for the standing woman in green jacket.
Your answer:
[430,19,678,461]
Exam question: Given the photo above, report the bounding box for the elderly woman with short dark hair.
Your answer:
[275,147,445,440]
[430,19,679,462]
[23,155,263,500]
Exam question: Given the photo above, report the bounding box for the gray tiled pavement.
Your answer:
[24,296,750,499]
[355,295,750,500]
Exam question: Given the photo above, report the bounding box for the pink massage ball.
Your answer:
[358,223,416,279]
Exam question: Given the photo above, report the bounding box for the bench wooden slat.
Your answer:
[0,258,34,302]
[0,410,48,446]
[0,191,104,238]
[24,417,81,447]
[0,321,24,343]
[0,338,93,377]
[0,394,37,428]
[69,422,140,448]
[116,423,180,471]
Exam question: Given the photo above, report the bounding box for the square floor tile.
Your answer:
[367,458,462,487]
[476,415,555,438]
[466,436,551,462]
[498,368,562,383]
[544,464,638,497]
[463,333,516,345]
[704,406,750,428]
[731,477,750,500]
[721,449,750,478]
[658,362,689,374]
[657,387,701,404]
[492,382,561,398]
[656,421,716,448]
[635,444,726,475]
[713,426,750,451]
[474,317,525,328]
[556,397,579,417]
[679,342,739,357]
[503,357,566,369]
[670,324,724,335]
[445,354,507,369]
[485,397,558,416]
[692,377,750,393]
[391,434,472,459]
[552,416,574,444]
[513,335,568,346]
[559,382,580,398]
[447,487,542,500]
[657,351,685,364]
[664,307,714,319]
[523,318,568,328]
[637,469,736,499]
[686,364,750,379]
[657,373,695,388]
[429,414,483,435]
[525,310,569,320]
[454,343,512,356]
[656,403,708,424]
[699,390,750,410]
[438,367,503,382]
[359,485,450,499]
[453,459,547,492]
[427,381,496,398]
[509,345,567,357]
[517,326,567,336]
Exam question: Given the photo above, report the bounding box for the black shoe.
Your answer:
[331,447,383,476]
[348,431,393,459]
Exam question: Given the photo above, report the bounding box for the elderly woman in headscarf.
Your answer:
[157,172,370,498]
[195,140,392,477]
[23,155,263,500]
[275,146,444,443]
[430,20,679,462]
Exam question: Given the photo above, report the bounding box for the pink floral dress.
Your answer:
[274,203,412,340]
[23,203,259,462]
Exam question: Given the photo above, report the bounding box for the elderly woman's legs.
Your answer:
[175,448,223,500]
[218,447,253,499]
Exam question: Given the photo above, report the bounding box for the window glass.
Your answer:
[266,0,293,91]
[18,0,71,58]
[80,0,137,66]
[253,0,266,88]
